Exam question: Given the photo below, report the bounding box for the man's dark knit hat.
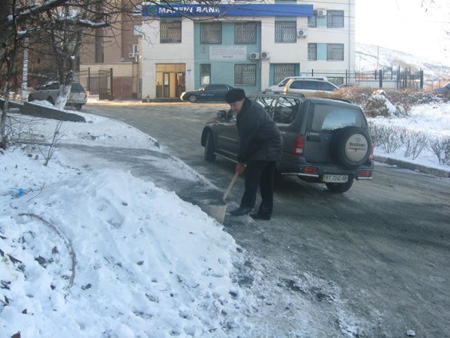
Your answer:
[225,88,246,103]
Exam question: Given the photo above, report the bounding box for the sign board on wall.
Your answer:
[210,46,247,61]
[142,4,313,18]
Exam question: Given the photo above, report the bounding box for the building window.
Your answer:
[275,21,296,43]
[308,43,317,60]
[201,64,211,85]
[273,64,296,84]
[234,64,256,85]
[235,22,257,44]
[200,22,222,44]
[160,21,181,43]
[327,10,344,28]
[327,43,344,60]
[308,13,317,28]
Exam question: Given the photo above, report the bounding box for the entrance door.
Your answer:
[156,64,186,99]
[163,72,170,98]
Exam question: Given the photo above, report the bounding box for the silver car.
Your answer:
[28,81,87,110]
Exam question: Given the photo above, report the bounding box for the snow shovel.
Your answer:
[198,171,239,224]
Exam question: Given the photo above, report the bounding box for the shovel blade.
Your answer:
[198,201,228,224]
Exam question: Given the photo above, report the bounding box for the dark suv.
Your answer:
[201,93,374,193]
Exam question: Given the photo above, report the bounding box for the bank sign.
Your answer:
[142,4,313,17]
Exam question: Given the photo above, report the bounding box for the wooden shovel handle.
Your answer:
[223,171,240,202]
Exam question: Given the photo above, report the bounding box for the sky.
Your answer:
[356,0,450,65]
[1,99,449,336]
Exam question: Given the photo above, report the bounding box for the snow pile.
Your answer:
[365,90,404,117]
[0,110,259,337]
[0,148,250,337]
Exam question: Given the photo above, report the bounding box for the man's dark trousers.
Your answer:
[240,160,276,214]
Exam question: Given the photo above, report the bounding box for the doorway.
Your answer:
[156,64,186,99]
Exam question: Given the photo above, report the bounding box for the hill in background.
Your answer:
[356,42,450,80]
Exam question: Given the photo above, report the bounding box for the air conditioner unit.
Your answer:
[316,9,327,17]
[250,52,260,60]
[261,51,270,60]
[129,52,136,58]
[297,29,308,37]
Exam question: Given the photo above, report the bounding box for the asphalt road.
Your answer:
[84,102,450,338]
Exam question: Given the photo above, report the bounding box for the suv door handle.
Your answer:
[307,134,321,142]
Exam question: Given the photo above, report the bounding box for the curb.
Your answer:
[374,155,450,178]
[1,99,85,122]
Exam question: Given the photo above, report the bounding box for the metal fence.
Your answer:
[305,68,428,89]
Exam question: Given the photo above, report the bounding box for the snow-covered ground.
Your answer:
[1,108,254,337]
[369,101,450,171]
[1,99,449,337]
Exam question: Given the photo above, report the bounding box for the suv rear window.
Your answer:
[273,97,301,124]
[71,83,85,93]
[309,103,365,131]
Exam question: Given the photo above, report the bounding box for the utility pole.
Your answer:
[376,45,379,72]
[21,37,29,102]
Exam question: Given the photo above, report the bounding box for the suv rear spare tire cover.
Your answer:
[333,126,370,168]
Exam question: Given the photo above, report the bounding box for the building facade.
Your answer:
[140,0,355,100]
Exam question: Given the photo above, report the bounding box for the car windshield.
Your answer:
[310,103,365,131]
[278,78,291,86]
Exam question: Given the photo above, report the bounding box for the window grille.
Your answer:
[200,22,222,44]
[327,44,344,60]
[275,21,296,43]
[235,22,257,44]
[308,43,317,60]
[234,64,256,85]
[327,10,344,28]
[200,64,211,85]
[160,21,181,43]
[273,64,295,84]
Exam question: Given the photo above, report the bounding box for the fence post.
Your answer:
[379,70,383,88]
[375,69,377,80]
[87,67,90,92]
[110,68,114,100]
[345,69,348,86]
[311,69,314,77]
[420,69,424,90]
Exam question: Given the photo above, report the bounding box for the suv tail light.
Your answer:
[293,135,305,155]
[369,142,375,160]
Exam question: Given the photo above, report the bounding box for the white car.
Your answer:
[282,78,338,96]
[28,81,88,110]
[265,76,329,93]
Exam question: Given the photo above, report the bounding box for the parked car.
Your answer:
[433,83,450,95]
[282,78,338,96]
[201,92,374,193]
[265,76,329,93]
[180,84,234,103]
[28,81,87,110]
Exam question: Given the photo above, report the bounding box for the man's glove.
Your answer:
[236,163,246,176]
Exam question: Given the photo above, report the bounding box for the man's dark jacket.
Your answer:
[236,98,283,163]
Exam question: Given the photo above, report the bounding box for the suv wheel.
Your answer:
[204,131,216,162]
[28,94,34,102]
[326,176,354,193]
[333,127,370,169]
[74,104,83,111]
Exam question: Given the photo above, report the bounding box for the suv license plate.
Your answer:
[323,174,348,183]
